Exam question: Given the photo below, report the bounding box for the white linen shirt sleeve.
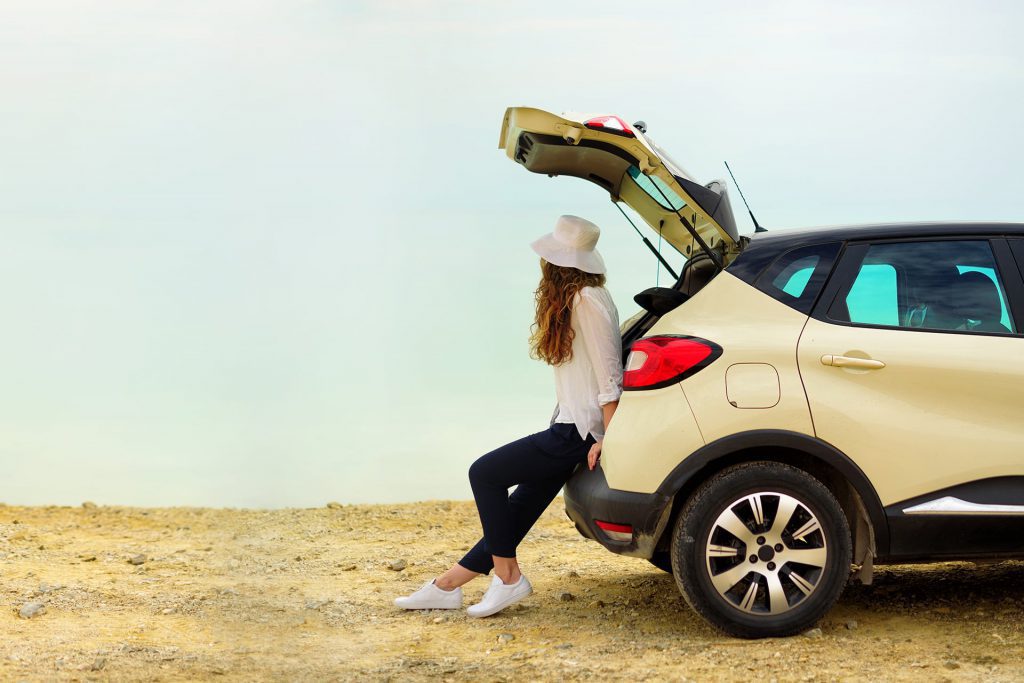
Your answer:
[576,288,624,406]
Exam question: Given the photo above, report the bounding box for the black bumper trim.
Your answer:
[563,464,672,558]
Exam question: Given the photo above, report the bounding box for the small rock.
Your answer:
[567,570,580,578]
[128,554,147,566]
[37,582,62,594]
[305,599,327,610]
[89,657,106,672]
[161,608,175,615]
[803,627,823,639]
[81,501,97,509]
[432,616,444,624]
[19,602,45,619]
[387,559,407,571]
[341,564,357,571]
[497,633,515,643]
[589,600,605,608]
[944,660,961,670]
[326,502,343,509]
[558,591,575,602]
[845,620,858,630]
[80,555,97,562]
[554,643,573,650]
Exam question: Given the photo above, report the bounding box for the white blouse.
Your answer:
[552,286,624,441]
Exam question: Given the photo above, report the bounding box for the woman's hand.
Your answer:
[587,441,602,470]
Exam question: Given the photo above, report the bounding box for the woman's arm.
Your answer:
[588,400,618,470]
[576,289,624,470]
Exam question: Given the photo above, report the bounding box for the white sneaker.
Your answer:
[394,580,463,610]
[466,574,533,618]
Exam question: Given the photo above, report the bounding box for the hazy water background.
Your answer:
[3,1,1023,507]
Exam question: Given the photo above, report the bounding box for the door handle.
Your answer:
[820,354,886,370]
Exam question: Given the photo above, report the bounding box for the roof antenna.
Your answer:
[724,161,767,233]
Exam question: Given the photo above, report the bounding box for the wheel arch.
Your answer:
[654,430,890,558]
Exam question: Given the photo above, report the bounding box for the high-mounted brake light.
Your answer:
[595,520,633,543]
[583,115,635,138]
[623,336,723,391]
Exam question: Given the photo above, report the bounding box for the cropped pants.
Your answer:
[458,422,596,575]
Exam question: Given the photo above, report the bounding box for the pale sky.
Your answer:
[2,1,1022,506]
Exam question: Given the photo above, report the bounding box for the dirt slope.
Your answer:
[1,499,1022,681]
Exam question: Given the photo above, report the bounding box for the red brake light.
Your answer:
[623,336,722,390]
[583,115,635,138]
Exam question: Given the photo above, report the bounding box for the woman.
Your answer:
[395,215,623,618]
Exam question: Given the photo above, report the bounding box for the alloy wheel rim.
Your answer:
[704,491,828,615]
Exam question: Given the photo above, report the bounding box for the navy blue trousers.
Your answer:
[458,422,596,575]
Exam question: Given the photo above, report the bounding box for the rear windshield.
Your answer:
[627,166,686,211]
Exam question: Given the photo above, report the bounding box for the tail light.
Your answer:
[583,115,635,138]
[595,520,633,542]
[623,335,722,391]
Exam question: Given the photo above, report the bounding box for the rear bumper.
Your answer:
[563,464,674,559]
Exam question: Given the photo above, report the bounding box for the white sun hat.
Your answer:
[530,215,606,275]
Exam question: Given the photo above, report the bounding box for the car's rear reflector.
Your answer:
[583,115,635,138]
[595,520,633,542]
[623,335,723,391]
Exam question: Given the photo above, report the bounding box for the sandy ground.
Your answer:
[1,499,1023,681]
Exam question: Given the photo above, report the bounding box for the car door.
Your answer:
[796,236,1024,557]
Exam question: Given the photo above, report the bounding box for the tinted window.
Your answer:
[756,242,841,314]
[829,240,1016,334]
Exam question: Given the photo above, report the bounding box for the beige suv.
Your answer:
[499,107,1024,638]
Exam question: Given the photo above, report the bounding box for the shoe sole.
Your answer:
[466,586,533,618]
[394,601,462,610]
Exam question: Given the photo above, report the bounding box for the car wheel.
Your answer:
[648,551,673,573]
[670,461,851,638]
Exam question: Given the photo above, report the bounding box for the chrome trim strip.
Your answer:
[902,495,1024,516]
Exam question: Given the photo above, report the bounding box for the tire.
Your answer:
[648,551,673,574]
[670,461,851,638]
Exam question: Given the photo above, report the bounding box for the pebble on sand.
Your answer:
[387,559,407,571]
[845,620,859,630]
[81,501,97,509]
[497,633,515,643]
[803,627,823,638]
[558,592,575,602]
[326,502,343,509]
[129,554,147,566]
[19,602,46,619]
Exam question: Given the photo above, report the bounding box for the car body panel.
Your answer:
[651,272,816,444]
[798,315,1024,507]
[499,106,740,261]
[599,383,705,494]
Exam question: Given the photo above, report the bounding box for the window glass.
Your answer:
[772,256,818,298]
[756,242,841,315]
[956,266,1014,330]
[845,265,898,326]
[830,240,1016,334]
[626,166,686,211]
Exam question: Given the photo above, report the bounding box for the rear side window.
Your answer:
[756,242,842,314]
[828,240,1017,334]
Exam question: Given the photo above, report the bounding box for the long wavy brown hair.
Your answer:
[529,259,606,366]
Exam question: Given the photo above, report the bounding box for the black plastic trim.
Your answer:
[652,430,891,556]
[993,238,1024,332]
[563,465,670,555]
[885,477,1024,560]
[622,335,723,391]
